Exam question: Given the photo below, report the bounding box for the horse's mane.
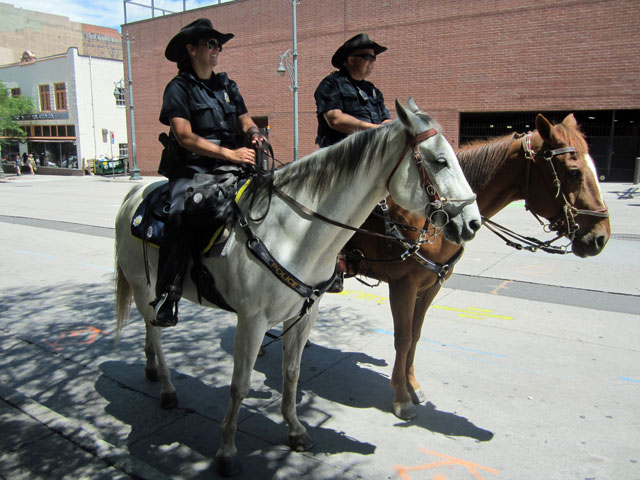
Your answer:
[274,122,395,198]
[456,133,517,192]
[455,118,589,192]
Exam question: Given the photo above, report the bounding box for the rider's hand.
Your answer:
[226,147,256,165]
[250,133,268,148]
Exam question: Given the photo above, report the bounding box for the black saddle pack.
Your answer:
[131,179,248,312]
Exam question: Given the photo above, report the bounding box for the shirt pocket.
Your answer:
[341,89,367,118]
[188,98,218,133]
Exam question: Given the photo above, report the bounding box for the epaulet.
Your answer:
[216,72,230,87]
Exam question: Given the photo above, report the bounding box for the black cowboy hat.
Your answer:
[165,18,234,62]
[331,33,387,69]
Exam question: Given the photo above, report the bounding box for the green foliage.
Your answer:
[0,80,35,143]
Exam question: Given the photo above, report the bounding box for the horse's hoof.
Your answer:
[216,455,242,477]
[145,367,159,382]
[409,388,426,404]
[394,401,417,420]
[289,432,314,452]
[160,391,178,409]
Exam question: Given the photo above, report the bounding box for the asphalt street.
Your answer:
[0,173,638,480]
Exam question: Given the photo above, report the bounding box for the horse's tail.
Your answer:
[115,260,132,344]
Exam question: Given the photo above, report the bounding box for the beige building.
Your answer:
[0,2,122,66]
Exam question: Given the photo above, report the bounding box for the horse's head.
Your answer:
[524,114,610,257]
[388,99,481,244]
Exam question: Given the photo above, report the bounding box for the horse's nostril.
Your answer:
[470,219,482,232]
[594,234,607,250]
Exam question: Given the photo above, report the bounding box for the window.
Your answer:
[114,85,126,106]
[11,88,21,98]
[54,83,67,110]
[39,84,51,111]
[34,125,42,136]
[119,143,128,158]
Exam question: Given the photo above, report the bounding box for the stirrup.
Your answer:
[150,293,179,327]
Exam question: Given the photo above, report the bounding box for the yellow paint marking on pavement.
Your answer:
[337,290,512,320]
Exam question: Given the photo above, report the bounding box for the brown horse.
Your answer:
[345,113,611,420]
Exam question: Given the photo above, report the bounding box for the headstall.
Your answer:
[521,132,609,241]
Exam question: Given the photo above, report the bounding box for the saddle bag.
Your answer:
[182,168,245,230]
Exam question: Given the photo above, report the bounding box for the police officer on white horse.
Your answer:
[152,18,266,327]
[314,33,392,292]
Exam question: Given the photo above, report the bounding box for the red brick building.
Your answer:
[123,0,640,180]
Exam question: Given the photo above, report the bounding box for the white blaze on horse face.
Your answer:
[585,154,606,206]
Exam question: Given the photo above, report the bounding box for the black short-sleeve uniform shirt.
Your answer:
[160,71,248,158]
[314,69,390,146]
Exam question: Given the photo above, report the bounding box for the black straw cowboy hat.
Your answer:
[331,33,387,69]
[165,18,234,62]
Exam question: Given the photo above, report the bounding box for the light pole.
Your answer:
[277,0,299,162]
[125,31,141,179]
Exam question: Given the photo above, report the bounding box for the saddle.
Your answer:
[131,178,254,312]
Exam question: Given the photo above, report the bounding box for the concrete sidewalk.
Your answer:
[0,175,638,479]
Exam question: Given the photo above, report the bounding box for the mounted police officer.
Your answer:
[152,18,267,327]
[314,33,392,292]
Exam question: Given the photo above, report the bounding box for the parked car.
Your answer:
[94,156,126,175]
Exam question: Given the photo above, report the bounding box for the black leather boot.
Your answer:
[150,287,181,327]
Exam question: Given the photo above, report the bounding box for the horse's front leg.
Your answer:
[144,321,178,408]
[216,316,266,477]
[406,283,441,406]
[389,279,419,420]
[281,306,317,452]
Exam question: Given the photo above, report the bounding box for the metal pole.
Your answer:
[605,110,616,180]
[126,31,141,179]
[292,0,299,162]
[634,157,640,184]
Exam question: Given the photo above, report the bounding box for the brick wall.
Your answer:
[124,0,640,175]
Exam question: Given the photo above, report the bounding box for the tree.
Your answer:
[0,80,35,145]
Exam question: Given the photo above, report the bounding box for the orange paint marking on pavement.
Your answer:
[43,326,108,351]
[489,279,512,295]
[395,448,499,480]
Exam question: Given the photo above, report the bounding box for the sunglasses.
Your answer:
[351,53,376,62]
[204,39,221,51]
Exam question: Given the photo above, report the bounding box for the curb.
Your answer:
[0,384,172,480]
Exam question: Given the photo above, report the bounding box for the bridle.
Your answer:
[521,132,609,241]
[386,127,477,237]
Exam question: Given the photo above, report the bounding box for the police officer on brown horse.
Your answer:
[314,33,392,292]
[152,18,266,327]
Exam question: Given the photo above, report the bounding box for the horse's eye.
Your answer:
[433,156,447,165]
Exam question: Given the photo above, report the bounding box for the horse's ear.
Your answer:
[562,113,578,129]
[406,97,421,113]
[536,114,553,141]
[396,99,419,133]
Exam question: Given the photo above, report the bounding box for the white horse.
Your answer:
[115,99,481,476]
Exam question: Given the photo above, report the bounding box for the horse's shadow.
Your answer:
[95,357,376,479]
[219,326,493,442]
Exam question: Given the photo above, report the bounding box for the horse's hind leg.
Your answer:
[216,316,266,477]
[281,308,316,452]
[132,289,178,409]
[145,323,178,408]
